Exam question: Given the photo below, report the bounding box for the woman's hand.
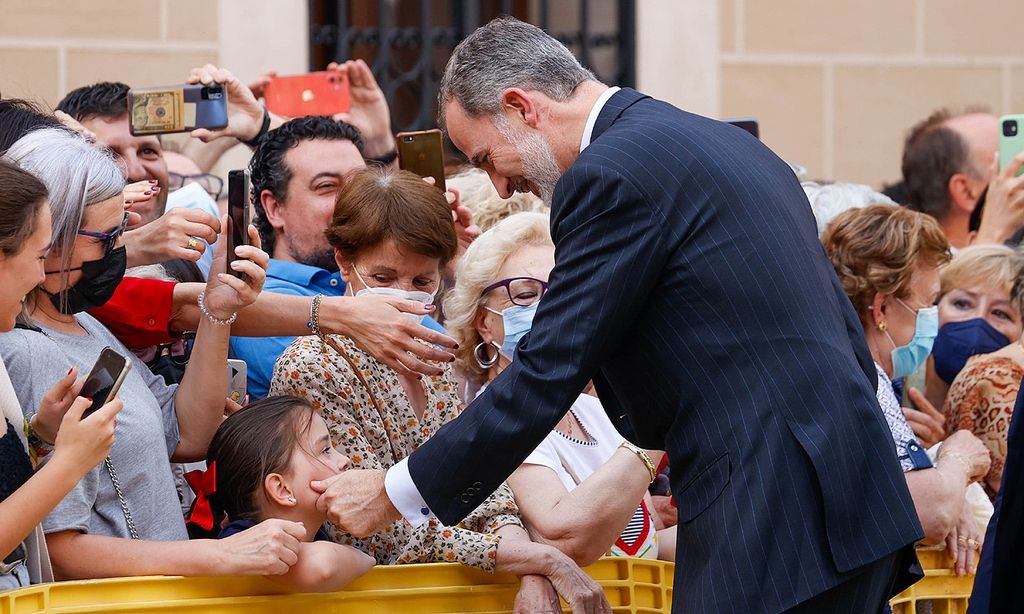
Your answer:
[540,548,611,614]
[945,499,982,576]
[123,179,160,214]
[51,395,122,472]
[203,220,269,320]
[215,518,306,575]
[938,430,992,483]
[514,574,562,614]
[903,387,947,449]
[31,368,86,444]
[327,59,393,158]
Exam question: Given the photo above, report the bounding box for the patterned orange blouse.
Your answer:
[943,354,1024,499]
[269,334,523,571]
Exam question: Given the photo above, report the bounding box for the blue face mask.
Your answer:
[932,318,1010,384]
[885,300,939,379]
[486,302,539,359]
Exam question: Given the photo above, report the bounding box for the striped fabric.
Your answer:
[408,88,923,612]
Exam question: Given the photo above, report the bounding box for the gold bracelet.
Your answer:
[619,441,657,484]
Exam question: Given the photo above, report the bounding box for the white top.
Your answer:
[385,86,626,527]
[580,86,620,153]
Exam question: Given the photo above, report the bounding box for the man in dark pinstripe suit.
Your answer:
[315,17,924,613]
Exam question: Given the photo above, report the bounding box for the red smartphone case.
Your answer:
[263,72,350,118]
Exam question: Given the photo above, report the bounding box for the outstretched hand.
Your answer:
[311,469,402,538]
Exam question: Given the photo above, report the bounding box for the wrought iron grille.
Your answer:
[309,0,636,133]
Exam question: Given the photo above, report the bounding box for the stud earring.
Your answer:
[287,496,296,504]
[877,320,887,332]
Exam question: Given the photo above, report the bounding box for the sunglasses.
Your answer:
[78,212,129,255]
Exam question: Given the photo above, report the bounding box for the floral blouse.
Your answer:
[944,354,1024,499]
[269,334,523,571]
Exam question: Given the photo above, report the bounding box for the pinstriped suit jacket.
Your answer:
[409,88,923,612]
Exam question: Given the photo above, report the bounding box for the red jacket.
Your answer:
[89,277,177,348]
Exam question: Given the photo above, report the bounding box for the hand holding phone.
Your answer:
[129,84,229,136]
[397,129,446,191]
[226,170,252,279]
[1000,115,1024,176]
[79,347,131,419]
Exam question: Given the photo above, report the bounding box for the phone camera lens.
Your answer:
[403,136,414,142]
[1004,120,1019,138]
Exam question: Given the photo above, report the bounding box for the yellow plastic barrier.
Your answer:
[0,557,674,614]
[889,547,976,614]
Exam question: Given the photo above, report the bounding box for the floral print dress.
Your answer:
[270,334,523,571]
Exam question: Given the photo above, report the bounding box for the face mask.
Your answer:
[885,300,938,379]
[45,246,127,314]
[351,267,436,323]
[486,302,538,359]
[932,318,1010,384]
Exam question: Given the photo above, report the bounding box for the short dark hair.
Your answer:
[326,166,458,266]
[901,109,976,221]
[0,96,61,154]
[0,159,48,256]
[248,115,364,255]
[56,81,130,121]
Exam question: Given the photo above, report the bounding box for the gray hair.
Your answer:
[3,127,126,312]
[438,16,597,128]
[802,181,896,238]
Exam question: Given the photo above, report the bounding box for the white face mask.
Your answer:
[350,266,437,323]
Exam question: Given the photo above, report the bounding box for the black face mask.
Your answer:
[46,246,127,314]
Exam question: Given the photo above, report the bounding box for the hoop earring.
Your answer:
[474,341,500,369]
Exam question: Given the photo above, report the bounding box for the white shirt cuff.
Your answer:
[384,457,433,527]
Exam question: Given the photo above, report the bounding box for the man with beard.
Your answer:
[314,17,924,614]
[232,115,447,398]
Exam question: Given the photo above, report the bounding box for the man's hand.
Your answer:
[974,152,1024,245]
[122,207,220,267]
[187,64,265,143]
[903,387,947,449]
[327,59,394,158]
[311,469,402,538]
[247,70,278,101]
[318,294,457,377]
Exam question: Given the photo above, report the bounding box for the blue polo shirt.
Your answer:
[230,259,445,399]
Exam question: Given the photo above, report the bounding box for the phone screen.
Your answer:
[227,170,251,278]
[80,347,128,417]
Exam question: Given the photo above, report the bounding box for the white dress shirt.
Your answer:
[384,85,622,526]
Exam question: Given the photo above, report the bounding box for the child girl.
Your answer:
[188,396,374,591]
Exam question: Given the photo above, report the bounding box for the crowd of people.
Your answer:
[1,14,1024,614]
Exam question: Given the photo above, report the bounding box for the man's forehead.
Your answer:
[285,138,365,178]
[443,100,482,158]
[82,114,159,149]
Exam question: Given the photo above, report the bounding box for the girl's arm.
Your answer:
[267,541,375,593]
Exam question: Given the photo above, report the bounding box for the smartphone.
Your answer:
[226,169,251,279]
[397,129,446,191]
[724,118,760,140]
[264,72,350,118]
[1000,114,1024,176]
[128,84,228,136]
[80,347,131,419]
[227,359,247,404]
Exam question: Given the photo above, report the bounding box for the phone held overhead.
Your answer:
[226,169,251,280]
[264,72,351,118]
[128,84,228,136]
[1000,114,1024,176]
[397,129,446,191]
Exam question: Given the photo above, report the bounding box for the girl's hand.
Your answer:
[203,219,268,320]
[32,368,86,444]
[52,395,122,472]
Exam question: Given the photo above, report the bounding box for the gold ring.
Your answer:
[968,539,980,550]
[186,236,199,251]
[957,536,968,545]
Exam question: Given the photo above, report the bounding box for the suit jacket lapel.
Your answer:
[590,88,650,144]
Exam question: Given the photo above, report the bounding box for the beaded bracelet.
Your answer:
[197,290,238,326]
[307,294,324,337]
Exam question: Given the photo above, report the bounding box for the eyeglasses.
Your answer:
[480,276,549,307]
[78,212,129,255]
[132,336,192,366]
[168,172,224,200]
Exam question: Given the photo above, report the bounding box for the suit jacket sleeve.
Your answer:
[407,162,671,524]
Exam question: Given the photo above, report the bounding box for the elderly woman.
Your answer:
[443,212,675,564]
[0,128,300,580]
[823,204,992,576]
[270,167,605,612]
[944,269,1024,499]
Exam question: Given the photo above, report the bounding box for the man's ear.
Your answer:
[263,473,298,507]
[260,189,287,232]
[501,88,540,129]
[948,173,982,215]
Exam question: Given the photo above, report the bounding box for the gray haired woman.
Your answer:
[0,128,300,580]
